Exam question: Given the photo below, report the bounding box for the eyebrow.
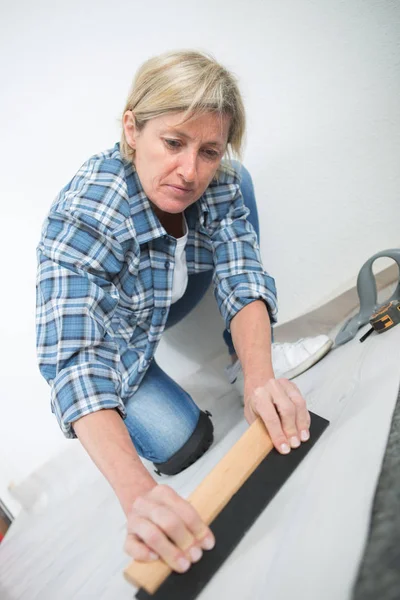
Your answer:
[162,129,224,148]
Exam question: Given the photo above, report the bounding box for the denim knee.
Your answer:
[153,410,214,476]
[123,360,215,475]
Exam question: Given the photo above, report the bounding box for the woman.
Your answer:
[36,50,331,573]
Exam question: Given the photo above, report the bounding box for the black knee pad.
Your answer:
[153,410,214,476]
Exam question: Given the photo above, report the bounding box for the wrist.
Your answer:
[117,476,158,517]
[244,369,275,395]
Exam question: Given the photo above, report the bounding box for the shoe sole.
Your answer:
[279,339,334,381]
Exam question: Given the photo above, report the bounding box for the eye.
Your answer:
[164,138,181,149]
[203,149,219,159]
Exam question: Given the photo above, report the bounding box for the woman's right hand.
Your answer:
[124,484,216,573]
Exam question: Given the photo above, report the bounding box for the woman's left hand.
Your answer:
[244,378,311,454]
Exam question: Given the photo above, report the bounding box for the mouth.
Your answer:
[167,184,194,194]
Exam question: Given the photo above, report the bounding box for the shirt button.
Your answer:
[165,260,170,269]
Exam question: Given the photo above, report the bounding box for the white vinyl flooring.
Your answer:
[1,312,400,600]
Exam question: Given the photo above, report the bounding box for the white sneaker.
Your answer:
[225,335,333,401]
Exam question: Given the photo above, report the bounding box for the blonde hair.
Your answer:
[120,49,246,169]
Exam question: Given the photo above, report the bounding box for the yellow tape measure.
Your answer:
[360,299,400,342]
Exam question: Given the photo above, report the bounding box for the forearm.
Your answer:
[72,409,157,517]
[230,300,275,390]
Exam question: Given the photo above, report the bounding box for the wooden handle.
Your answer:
[123,417,274,594]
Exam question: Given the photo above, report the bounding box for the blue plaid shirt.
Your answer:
[36,143,278,438]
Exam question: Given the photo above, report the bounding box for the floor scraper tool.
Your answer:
[124,411,329,599]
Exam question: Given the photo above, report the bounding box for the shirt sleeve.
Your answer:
[36,209,127,439]
[209,183,278,333]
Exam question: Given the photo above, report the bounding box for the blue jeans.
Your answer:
[124,161,262,464]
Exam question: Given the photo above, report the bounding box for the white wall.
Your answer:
[1,0,399,515]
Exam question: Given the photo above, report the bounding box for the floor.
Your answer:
[1,303,400,600]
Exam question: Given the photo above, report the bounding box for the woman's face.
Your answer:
[123,110,231,217]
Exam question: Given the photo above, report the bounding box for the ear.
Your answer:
[123,110,138,150]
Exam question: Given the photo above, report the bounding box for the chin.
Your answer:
[156,189,194,213]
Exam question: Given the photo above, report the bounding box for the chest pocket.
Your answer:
[111,305,153,341]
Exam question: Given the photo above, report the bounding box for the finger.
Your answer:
[156,487,215,553]
[266,380,300,448]
[279,379,311,441]
[153,485,215,552]
[128,514,192,573]
[250,388,291,454]
[123,532,159,562]
[130,496,197,563]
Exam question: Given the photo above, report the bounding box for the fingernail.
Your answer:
[202,535,215,550]
[290,436,300,448]
[301,429,310,441]
[280,443,290,454]
[149,552,159,561]
[189,547,203,562]
[178,558,191,572]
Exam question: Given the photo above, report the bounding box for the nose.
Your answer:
[177,150,197,183]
